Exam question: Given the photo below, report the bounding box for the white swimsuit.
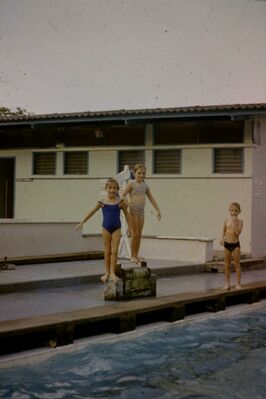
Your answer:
[129,181,149,216]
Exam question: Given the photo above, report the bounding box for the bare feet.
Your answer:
[235,284,242,290]
[223,284,230,290]
[130,257,146,265]
[100,273,109,283]
[110,273,120,284]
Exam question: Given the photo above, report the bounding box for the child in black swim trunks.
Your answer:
[76,178,130,283]
[220,202,243,290]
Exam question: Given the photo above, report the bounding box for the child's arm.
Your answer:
[121,181,132,198]
[232,218,243,237]
[146,189,161,220]
[220,222,226,245]
[75,203,101,230]
[120,201,132,231]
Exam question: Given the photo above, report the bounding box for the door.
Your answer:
[0,158,15,218]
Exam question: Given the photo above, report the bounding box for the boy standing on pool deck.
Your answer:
[220,202,243,290]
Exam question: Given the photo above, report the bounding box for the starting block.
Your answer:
[104,262,157,300]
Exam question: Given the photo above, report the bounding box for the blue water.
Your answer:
[0,304,266,399]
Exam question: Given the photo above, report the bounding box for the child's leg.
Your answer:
[130,214,144,262]
[101,229,111,282]
[135,216,144,261]
[109,228,121,283]
[233,247,241,288]
[223,248,232,289]
[130,214,139,262]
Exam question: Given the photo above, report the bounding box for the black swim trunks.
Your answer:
[224,241,240,252]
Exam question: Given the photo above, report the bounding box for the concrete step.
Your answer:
[205,257,266,273]
[0,261,206,295]
[0,274,103,295]
[0,251,104,266]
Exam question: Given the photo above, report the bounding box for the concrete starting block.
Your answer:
[104,262,157,301]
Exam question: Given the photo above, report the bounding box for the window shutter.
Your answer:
[64,152,88,174]
[214,148,243,173]
[154,150,181,174]
[118,150,145,172]
[33,153,56,175]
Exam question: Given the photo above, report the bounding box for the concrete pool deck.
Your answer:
[0,255,266,356]
[0,258,206,294]
[0,278,266,357]
[0,255,265,294]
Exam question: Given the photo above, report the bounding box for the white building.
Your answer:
[0,104,266,260]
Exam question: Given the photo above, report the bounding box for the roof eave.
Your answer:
[0,105,266,127]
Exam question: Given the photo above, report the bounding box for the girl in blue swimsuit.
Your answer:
[76,178,130,283]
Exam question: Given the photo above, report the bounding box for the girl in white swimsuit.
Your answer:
[122,164,161,263]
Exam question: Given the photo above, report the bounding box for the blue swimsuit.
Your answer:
[99,201,122,234]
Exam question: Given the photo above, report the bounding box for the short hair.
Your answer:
[229,202,241,212]
[134,163,146,172]
[105,178,119,190]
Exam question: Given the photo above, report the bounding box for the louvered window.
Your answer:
[118,150,145,172]
[33,153,56,175]
[153,150,181,174]
[214,148,243,173]
[64,152,88,174]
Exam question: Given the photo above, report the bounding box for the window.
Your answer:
[154,122,197,144]
[199,121,244,143]
[154,121,244,145]
[213,148,243,173]
[33,153,56,175]
[64,125,145,146]
[118,150,145,172]
[153,150,181,174]
[64,152,88,174]
[105,125,145,146]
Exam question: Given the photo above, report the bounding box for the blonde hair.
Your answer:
[134,163,146,173]
[105,178,119,190]
[229,202,241,212]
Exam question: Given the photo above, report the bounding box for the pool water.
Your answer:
[0,303,266,399]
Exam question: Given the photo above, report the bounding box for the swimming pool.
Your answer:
[0,302,265,398]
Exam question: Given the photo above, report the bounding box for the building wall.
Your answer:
[251,117,266,257]
[0,121,256,255]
